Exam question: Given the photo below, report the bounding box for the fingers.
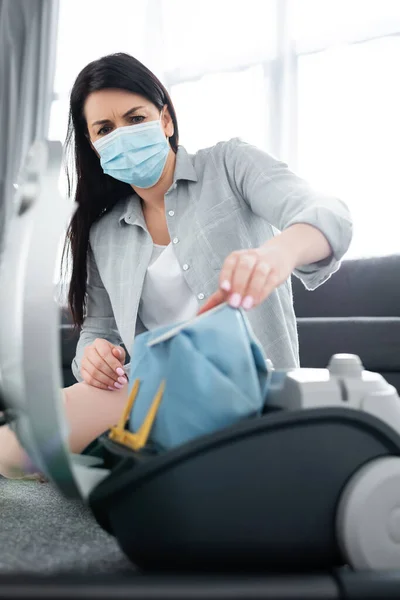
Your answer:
[201,244,289,317]
[84,353,127,390]
[199,251,272,316]
[218,253,239,294]
[89,348,119,381]
[94,338,124,373]
[229,253,258,308]
[81,366,111,391]
[243,261,273,306]
[81,339,128,391]
[81,358,127,391]
[112,345,126,363]
[216,251,257,309]
[218,250,262,309]
[217,250,279,311]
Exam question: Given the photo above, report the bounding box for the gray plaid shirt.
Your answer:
[72,137,352,381]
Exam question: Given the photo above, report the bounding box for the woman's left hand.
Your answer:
[198,242,297,315]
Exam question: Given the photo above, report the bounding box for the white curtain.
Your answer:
[0,0,59,254]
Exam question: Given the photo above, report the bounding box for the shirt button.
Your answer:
[168,210,175,217]
[183,263,189,271]
[173,237,179,244]
[197,293,205,300]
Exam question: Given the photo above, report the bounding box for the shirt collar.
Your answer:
[118,145,197,225]
[173,145,198,184]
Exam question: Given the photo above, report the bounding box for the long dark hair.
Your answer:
[62,52,179,328]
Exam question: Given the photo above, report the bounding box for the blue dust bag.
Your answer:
[111,304,270,452]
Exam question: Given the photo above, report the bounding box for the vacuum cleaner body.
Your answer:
[87,354,400,573]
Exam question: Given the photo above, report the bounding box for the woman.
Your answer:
[0,53,352,478]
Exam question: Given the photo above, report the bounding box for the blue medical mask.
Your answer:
[124,304,270,452]
[93,117,170,188]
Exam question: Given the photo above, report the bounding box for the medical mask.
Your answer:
[123,303,269,452]
[93,118,170,188]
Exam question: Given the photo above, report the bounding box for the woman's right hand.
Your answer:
[81,338,128,391]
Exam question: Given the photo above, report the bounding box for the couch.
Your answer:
[293,254,400,393]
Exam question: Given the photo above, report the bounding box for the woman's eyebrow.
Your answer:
[91,106,146,127]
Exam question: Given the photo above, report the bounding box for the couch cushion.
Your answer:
[297,317,400,371]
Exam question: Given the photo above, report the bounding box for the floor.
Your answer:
[0,476,135,575]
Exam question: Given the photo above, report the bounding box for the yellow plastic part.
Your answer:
[108,378,165,451]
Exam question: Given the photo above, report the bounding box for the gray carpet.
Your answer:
[0,477,136,575]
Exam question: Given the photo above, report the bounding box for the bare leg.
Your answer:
[0,383,128,479]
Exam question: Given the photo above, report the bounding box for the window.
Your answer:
[161,0,276,75]
[290,0,400,52]
[48,0,149,143]
[171,65,268,153]
[163,0,275,153]
[297,36,400,258]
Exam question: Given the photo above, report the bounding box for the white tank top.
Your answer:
[138,243,199,331]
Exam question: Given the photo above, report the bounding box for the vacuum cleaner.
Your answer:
[1,140,400,599]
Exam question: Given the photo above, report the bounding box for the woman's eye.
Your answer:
[130,115,145,124]
[98,126,112,136]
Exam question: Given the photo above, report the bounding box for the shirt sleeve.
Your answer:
[225,137,353,290]
[71,245,126,382]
